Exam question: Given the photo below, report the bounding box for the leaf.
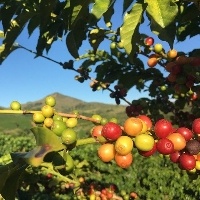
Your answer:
[146,0,178,28]
[0,30,4,39]
[179,3,200,23]
[103,2,115,25]
[0,162,16,192]
[118,70,140,90]
[69,0,89,28]
[39,0,57,32]
[1,10,33,62]
[30,127,65,151]
[27,14,40,37]
[0,2,19,32]
[89,29,105,53]
[91,0,112,20]
[150,19,176,48]
[123,0,134,14]
[1,164,27,200]
[95,61,122,83]
[66,15,87,58]
[66,31,80,59]
[189,49,200,57]
[0,43,19,64]
[177,20,200,42]
[23,146,53,167]
[120,2,146,55]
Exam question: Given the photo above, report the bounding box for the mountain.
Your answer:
[0,93,127,134]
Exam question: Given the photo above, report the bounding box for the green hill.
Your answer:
[0,92,127,135]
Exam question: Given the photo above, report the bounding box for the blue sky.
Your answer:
[0,2,199,108]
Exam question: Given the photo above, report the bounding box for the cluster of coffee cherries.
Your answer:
[165,55,200,98]
[109,84,127,105]
[144,36,200,100]
[10,96,78,147]
[76,181,138,200]
[144,37,178,68]
[92,112,200,173]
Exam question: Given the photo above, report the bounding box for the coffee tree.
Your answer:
[0,0,200,199]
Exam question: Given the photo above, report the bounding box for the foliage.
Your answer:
[0,0,200,200]
[1,138,200,200]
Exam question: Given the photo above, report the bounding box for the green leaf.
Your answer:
[27,14,40,37]
[1,10,33,62]
[95,61,122,83]
[120,2,146,55]
[118,70,140,90]
[0,30,4,39]
[189,49,200,57]
[1,163,27,200]
[123,0,134,14]
[179,3,200,23]
[39,0,57,32]
[66,16,87,58]
[177,20,200,42]
[91,0,112,20]
[30,127,65,151]
[103,2,115,25]
[66,31,80,59]
[23,146,53,167]
[69,0,89,28]
[146,0,178,28]
[0,162,16,192]
[150,19,176,48]
[0,2,19,32]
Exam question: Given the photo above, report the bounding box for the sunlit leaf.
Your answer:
[0,31,4,39]
[120,2,146,55]
[146,0,178,28]
[30,127,65,151]
[91,0,112,20]
[69,0,89,28]
[23,146,53,167]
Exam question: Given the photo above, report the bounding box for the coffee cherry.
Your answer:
[51,120,67,136]
[154,43,163,53]
[10,101,21,110]
[147,57,158,68]
[33,112,45,123]
[167,49,178,59]
[102,122,122,141]
[45,95,56,107]
[144,37,154,46]
[61,128,77,145]
[66,118,78,128]
[156,138,174,155]
[110,42,116,49]
[41,105,54,118]
[44,117,54,128]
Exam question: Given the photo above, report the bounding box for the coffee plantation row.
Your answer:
[1,131,200,200]
[1,95,200,200]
